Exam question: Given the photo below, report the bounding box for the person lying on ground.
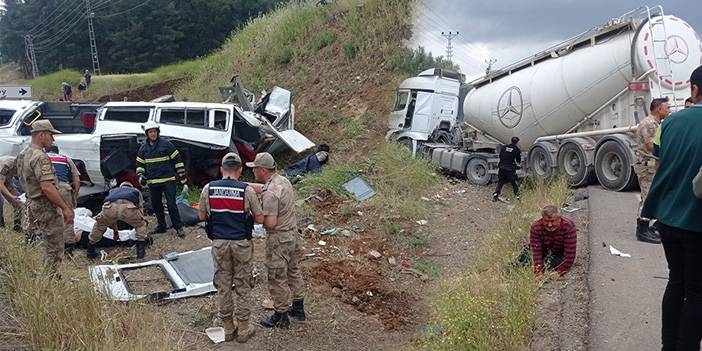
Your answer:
[530,205,577,275]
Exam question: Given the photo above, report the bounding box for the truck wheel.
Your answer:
[594,140,637,191]
[557,143,594,187]
[465,157,491,186]
[528,144,554,179]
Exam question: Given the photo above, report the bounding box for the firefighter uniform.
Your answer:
[200,153,262,342]
[0,156,22,231]
[16,122,67,271]
[136,134,186,233]
[88,183,148,259]
[47,151,80,245]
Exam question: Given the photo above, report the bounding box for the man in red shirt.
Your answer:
[530,205,577,275]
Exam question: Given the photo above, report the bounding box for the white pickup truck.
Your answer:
[0,87,314,200]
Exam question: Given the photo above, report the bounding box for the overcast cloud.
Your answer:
[411,0,699,79]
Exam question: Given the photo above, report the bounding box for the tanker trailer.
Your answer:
[389,6,702,191]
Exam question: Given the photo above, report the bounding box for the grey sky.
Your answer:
[412,0,699,79]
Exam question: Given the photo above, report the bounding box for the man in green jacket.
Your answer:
[641,65,702,350]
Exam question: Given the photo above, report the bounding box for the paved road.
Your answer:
[588,186,667,351]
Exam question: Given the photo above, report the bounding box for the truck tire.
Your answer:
[594,140,637,191]
[528,144,554,179]
[465,157,491,186]
[557,142,594,187]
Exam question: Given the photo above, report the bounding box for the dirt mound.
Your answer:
[310,259,414,331]
[95,78,186,103]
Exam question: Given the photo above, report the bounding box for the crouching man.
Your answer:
[199,153,263,343]
[87,182,148,259]
[530,205,577,275]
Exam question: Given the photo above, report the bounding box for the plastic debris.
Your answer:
[306,224,318,232]
[321,227,338,235]
[388,257,397,265]
[205,327,226,344]
[369,250,382,259]
[343,176,376,201]
[609,245,631,258]
[416,220,428,225]
[318,240,327,246]
[562,207,581,213]
[366,290,374,297]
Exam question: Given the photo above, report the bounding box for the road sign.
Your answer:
[0,85,32,99]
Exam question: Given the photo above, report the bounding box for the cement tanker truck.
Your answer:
[387,6,702,191]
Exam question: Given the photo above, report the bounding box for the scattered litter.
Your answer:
[351,296,361,304]
[343,176,376,201]
[252,224,266,238]
[562,207,581,213]
[368,250,382,259]
[318,240,327,246]
[306,224,318,232]
[388,257,397,265]
[304,253,317,257]
[416,220,428,226]
[366,290,374,297]
[262,298,275,310]
[609,245,631,258]
[321,227,338,235]
[205,327,225,344]
[357,211,364,216]
[421,196,431,202]
[340,229,353,237]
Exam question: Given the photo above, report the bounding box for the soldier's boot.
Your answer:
[135,240,147,259]
[223,316,237,342]
[175,227,185,238]
[636,218,661,244]
[86,243,98,259]
[288,299,306,321]
[64,243,75,257]
[236,319,256,343]
[12,221,21,232]
[260,311,290,329]
[492,192,499,202]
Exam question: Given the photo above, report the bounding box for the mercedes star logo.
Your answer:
[497,86,523,129]
[665,35,689,64]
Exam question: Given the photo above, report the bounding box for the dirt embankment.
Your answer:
[95,78,186,103]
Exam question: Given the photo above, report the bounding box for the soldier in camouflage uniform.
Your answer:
[199,153,263,343]
[0,156,22,232]
[16,120,74,272]
[634,97,670,243]
[248,152,306,329]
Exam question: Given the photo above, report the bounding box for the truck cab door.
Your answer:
[410,91,434,134]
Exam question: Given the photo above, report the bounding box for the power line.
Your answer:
[97,0,153,18]
[32,9,86,49]
[27,0,80,35]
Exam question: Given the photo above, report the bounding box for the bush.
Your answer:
[310,31,336,50]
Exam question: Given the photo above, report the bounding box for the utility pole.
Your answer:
[85,0,101,75]
[24,35,39,78]
[441,31,459,62]
[485,58,497,75]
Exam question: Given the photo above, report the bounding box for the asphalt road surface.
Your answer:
[588,186,667,351]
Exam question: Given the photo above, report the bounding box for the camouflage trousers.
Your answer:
[265,230,305,313]
[57,182,76,244]
[634,160,656,216]
[90,201,147,244]
[27,196,66,271]
[212,239,254,321]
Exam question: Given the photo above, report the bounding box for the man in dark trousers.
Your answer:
[136,121,186,237]
[493,136,521,201]
[642,65,702,350]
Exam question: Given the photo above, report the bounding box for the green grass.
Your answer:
[296,162,358,197]
[411,258,439,278]
[28,58,203,101]
[420,177,570,351]
[0,230,183,350]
